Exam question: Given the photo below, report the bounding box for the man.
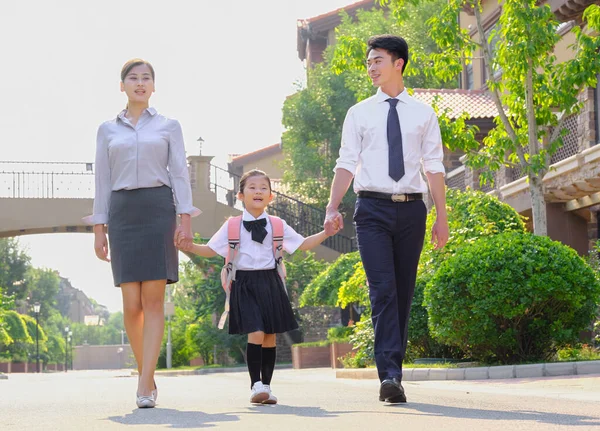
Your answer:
[324,35,448,403]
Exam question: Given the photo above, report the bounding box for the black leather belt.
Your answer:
[357,191,423,202]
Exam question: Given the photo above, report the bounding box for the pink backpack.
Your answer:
[218,215,287,329]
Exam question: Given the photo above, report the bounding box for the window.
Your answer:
[465,62,474,90]
[482,22,501,85]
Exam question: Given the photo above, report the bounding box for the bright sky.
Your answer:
[2,0,357,312]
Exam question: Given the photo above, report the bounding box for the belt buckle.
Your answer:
[391,194,406,202]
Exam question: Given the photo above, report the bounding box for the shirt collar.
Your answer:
[117,106,157,121]
[242,209,268,221]
[376,87,410,104]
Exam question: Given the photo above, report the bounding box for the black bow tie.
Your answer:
[243,218,268,244]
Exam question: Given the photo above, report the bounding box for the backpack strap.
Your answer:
[218,216,242,329]
[225,215,242,266]
[268,215,288,293]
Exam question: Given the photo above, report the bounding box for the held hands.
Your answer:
[324,207,343,236]
[175,224,194,252]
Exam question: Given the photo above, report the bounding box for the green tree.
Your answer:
[24,268,61,324]
[2,311,33,361]
[284,251,328,307]
[0,287,15,349]
[0,238,31,300]
[282,2,451,209]
[375,0,600,235]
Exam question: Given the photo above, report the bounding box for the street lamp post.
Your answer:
[33,303,41,373]
[165,286,176,369]
[64,326,69,373]
[68,331,73,370]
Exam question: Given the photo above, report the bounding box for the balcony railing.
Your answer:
[447,114,594,191]
[209,164,356,254]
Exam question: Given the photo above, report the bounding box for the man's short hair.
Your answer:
[367,35,409,73]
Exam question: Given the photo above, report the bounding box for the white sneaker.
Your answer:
[262,384,278,405]
[250,381,269,404]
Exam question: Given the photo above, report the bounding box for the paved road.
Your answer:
[1,368,599,430]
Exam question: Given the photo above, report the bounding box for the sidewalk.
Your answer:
[336,360,600,381]
[126,360,600,382]
[131,364,294,377]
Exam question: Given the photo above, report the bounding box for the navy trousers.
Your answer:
[354,196,427,382]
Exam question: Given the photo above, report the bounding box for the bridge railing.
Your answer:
[209,164,356,254]
[0,161,94,199]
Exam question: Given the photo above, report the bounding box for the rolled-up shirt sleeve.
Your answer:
[168,120,201,217]
[421,109,445,175]
[334,108,360,175]
[83,125,111,225]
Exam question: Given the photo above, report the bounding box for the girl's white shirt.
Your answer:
[207,209,305,270]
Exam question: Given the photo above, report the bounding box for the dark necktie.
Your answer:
[243,219,268,244]
[386,98,405,182]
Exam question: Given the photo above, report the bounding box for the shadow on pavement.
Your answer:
[385,402,600,427]
[106,408,240,428]
[245,405,348,418]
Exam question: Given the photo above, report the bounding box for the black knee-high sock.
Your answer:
[246,343,262,388]
[261,347,277,386]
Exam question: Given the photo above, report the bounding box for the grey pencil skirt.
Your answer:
[108,185,178,287]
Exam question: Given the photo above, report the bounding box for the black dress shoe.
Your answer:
[379,377,406,403]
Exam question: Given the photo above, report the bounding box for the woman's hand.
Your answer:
[174,214,193,250]
[94,231,110,262]
[175,230,195,253]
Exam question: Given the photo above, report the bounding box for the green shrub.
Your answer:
[412,188,526,358]
[426,232,600,364]
[327,325,354,342]
[336,261,369,309]
[292,340,331,348]
[299,252,361,307]
[556,344,600,362]
[340,313,374,368]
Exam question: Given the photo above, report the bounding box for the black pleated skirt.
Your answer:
[107,185,178,287]
[228,268,299,335]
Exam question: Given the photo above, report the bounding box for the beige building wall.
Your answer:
[241,152,285,181]
[73,344,135,370]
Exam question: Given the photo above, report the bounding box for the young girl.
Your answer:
[177,169,338,404]
[84,58,200,409]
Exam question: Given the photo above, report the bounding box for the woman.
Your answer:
[83,58,200,408]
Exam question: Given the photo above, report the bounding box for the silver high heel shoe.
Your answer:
[152,379,158,402]
[136,394,156,408]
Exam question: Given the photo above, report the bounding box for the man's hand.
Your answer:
[431,217,449,250]
[324,207,344,236]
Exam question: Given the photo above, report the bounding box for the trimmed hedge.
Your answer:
[426,232,600,363]
[411,188,527,358]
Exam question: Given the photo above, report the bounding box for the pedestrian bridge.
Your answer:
[0,157,348,261]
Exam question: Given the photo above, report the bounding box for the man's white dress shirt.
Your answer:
[335,88,445,194]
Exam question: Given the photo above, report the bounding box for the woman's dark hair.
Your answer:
[121,58,155,82]
[239,169,272,194]
[367,35,409,73]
